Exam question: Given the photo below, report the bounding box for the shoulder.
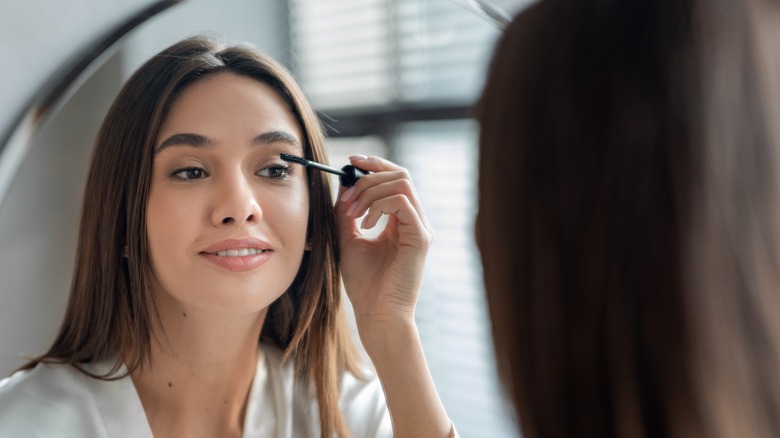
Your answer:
[339,363,387,416]
[0,362,101,436]
[0,360,149,438]
[261,343,388,411]
[257,343,391,437]
[339,363,391,437]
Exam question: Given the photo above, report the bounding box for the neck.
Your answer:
[129,300,267,438]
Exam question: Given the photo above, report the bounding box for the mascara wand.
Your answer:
[280,153,368,187]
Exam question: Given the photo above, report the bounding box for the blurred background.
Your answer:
[0,0,528,436]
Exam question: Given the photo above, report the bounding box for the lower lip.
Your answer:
[199,251,272,272]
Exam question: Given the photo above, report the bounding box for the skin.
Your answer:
[133,72,451,437]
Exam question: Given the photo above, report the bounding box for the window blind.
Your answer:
[289,0,394,109]
[289,0,512,110]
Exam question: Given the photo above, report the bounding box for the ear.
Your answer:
[305,238,313,251]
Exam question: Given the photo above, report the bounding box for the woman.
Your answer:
[0,37,454,438]
[476,0,780,437]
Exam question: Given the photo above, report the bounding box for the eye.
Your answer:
[258,163,292,179]
[172,167,207,180]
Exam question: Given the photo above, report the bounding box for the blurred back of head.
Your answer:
[475,0,780,436]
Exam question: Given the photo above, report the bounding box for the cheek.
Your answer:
[270,187,310,240]
[145,193,173,289]
[288,190,310,221]
[146,188,197,259]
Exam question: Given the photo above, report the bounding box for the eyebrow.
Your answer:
[253,130,301,147]
[155,130,301,155]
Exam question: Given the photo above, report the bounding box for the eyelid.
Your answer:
[170,165,209,180]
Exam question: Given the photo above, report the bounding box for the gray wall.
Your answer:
[0,0,157,158]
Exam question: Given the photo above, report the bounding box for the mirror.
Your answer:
[0,1,526,436]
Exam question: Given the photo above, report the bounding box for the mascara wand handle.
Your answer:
[340,165,368,187]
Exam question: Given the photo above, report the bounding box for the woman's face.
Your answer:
[146,72,310,315]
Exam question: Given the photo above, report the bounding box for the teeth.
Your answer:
[213,249,265,257]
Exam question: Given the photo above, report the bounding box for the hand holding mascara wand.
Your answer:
[284,151,448,436]
[280,153,369,187]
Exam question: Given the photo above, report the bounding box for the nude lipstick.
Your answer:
[199,238,272,272]
[280,153,368,187]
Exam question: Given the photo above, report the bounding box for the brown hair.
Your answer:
[476,0,780,437]
[24,37,360,438]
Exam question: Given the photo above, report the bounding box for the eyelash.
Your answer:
[172,167,207,180]
[257,162,293,179]
[169,163,294,181]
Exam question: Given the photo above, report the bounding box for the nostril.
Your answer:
[246,214,255,222]
[222,217,234,224]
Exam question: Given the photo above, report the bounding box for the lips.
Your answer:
[199,238,273,272]
[199,238,272,254]
[206,248,269,257]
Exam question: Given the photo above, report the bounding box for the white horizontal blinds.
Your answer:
[288,0,395,109]
[396,120,518,438]
[396,0,502,104]
[289,0,505,110]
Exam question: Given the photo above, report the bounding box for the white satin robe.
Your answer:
[0,343,392,437]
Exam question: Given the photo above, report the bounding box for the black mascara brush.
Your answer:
[280,153,368,187]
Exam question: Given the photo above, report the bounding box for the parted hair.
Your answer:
[23,37,360,438]
[476,0,780,437]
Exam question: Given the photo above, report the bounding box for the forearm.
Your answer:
[358,318,452,438]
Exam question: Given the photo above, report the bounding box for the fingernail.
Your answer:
[349,154,368,161]
[341,187,356,202]
[346,202,358,217]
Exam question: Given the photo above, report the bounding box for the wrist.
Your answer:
[356,316,419,361]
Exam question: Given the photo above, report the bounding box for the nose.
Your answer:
[211,174,262,226]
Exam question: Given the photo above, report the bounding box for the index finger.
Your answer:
[344,155,433,236]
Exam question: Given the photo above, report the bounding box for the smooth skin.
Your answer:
[132,72,452,437]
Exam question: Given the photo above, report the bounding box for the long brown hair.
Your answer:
[24,37,360,438]
[476,0,780,437]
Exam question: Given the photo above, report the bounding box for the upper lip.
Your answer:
[200,238,272,254]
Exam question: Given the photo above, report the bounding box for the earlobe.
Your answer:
[305,238,313,251]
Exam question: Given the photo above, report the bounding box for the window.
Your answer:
[289,1,528,436]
